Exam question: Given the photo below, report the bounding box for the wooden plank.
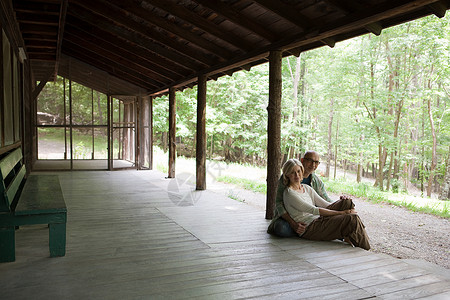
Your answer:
[15,175,66,215]
[351,266,431,288]
[1,170,449,300]
[5,164,25,209]
[255,282,371,300]
[0,147,22,179]
[365,274,447,297]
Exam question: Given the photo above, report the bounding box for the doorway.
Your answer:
[110,96,136,170]
[34,77,150,171]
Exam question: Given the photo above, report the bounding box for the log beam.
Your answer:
[168,87,176,178]
[196,74,207,190]
[149,96,154,170]
[266,50,282,220]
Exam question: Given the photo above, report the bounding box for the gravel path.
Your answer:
[354,196,450,270]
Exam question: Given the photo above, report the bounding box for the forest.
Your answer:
[38,14,449,199]
[152,14,450,199]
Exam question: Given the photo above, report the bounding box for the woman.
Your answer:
[282,158,370,250]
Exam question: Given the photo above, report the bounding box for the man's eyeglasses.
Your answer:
[304,157,320,165]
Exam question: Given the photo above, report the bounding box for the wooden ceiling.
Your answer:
[8,0,450,96]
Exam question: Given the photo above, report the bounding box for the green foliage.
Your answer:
[38,15,450,197]
[390,178,401,193]
[39,77,108,126]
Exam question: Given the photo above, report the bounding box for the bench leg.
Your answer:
[0,226,15,262]
[49,223,66,257]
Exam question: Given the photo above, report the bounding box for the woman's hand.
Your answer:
[282,213,307,235]
[292,222,307,235]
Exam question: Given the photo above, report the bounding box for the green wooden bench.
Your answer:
[0,147,67,262]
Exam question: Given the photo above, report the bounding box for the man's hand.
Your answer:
[292,222,307,235]
[343,208,357,214]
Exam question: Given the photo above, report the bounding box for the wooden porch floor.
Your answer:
[1,170,450,299]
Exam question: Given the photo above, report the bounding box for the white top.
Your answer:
[283,184,330,226]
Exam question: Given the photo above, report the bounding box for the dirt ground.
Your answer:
[353,195,450,270]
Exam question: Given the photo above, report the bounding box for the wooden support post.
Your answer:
[136,96,141,169]
[107,95,112,170]
[266,50,282,220]
[196,74,207,190]
[168,87,176,178]
[149,96,153,170]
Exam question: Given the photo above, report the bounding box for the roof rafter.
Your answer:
[251,0,314,30]
[65,17,191,78]
[72,0,233,61]
[64,32,168,85]
[325,0,384,35]
[63,41,161,89]
[143,0,255,51]
[68,4,210,70]
[63,28,184,82]
[54,0,68,77]
[191,0,278,42]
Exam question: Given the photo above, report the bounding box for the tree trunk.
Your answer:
[375,146,388,190]
[333,143,338,180]
[386,152,394,191]
[224,136,232,161]
[332,116,339,180]
[426,98,437,197]
[357,134,363,183]
[287,55,305,156]
[325,98,334,178]
[439,146,450,200]
[357,164,362,183]
[299,56,307,152]
[365,52,387,190]
[96,91,103,125]
[384,39,403,191]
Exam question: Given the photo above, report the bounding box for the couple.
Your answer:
[267,151,370,250]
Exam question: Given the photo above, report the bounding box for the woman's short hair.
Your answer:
[282,158,304,186]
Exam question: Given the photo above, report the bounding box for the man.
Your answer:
[267,150,333,237]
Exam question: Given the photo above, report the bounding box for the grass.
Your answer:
[227,190,246,203]
[217,175,267,194]
[322,178,388,202]
[217,173,449,219]
[322,177,450,219]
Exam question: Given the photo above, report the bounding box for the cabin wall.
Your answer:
[0,5,33,172]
